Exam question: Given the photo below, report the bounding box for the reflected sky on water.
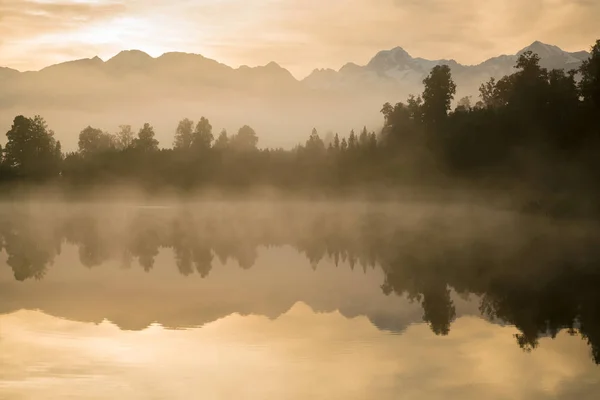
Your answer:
[0,201,599,399]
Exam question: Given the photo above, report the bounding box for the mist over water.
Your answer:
[1,199,599,399]
[1,27,600,400]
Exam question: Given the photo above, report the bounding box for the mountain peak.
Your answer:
[265,61,283,69]
[310,67,337,74]
[519,41,565,58]
[108,50,153,63]
[105,50,154,71]
[390,46,411,56]
[117,49,151,57]
[159,51,205,59]
[367,46,413,71]
[339,62,361,74]
[237,62,285,72]
[261,62,296,81]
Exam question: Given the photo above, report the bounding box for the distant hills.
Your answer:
[0,41,590,150]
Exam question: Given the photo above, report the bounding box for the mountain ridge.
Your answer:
[302,41,589,92]
[0,41,591,151]
[2,40,590,80]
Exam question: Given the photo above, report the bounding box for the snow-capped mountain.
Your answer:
[0,41,590,150]
[2,41,588,102]
[302,41,590,98]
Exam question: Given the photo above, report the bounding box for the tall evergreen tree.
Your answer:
[359,127,369,148]
[579,40,600,114]
[422,65,456,126]
[340,138,348,152]
[348,130,357,150]
[231,125,258,151]
[133,123,159,152]
[174,118,194,150]
[306,128,325,155]
[192,117,213,151]
[214,129,229,150]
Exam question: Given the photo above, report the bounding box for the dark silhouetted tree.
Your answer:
[115,125,134,150]
[214,129,229,149]
[422,65,456,126]
[579,40,600,120]
[78,126,115,155]
[306,128,325,155]
[174,118,194,150]
[348,130,357,150]
[231,125,258,151]
[359,127,369,147]
[192,117,213,151]
[455,96,472,112]
[132,123,159,152]
[3,115,62,180]
[340,137,348,152]
[479,77,498,108]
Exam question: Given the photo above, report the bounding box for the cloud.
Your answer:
[0,0,129,69]
[0,0,128,38]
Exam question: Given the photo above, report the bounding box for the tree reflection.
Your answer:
[0,204,599,363]
[129,213,163,272]
[170,213,214,277]
[0,210,61,281]
[64,215,109,268]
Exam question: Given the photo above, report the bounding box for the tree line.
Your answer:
[1,40,599,201]
[2,204,599,363]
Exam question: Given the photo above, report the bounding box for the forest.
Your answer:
[1,40,599,207]
[1,203,599,363]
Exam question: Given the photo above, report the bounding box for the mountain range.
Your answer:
[0,41,590,150]
[304,41,588,94]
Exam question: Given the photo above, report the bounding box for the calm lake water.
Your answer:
[0,201,599,399]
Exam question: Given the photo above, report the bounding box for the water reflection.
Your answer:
[1,306,599,400]
[0,303,598,400]
[0,201,599,371]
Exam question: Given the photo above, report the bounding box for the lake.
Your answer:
[0,201,599,399]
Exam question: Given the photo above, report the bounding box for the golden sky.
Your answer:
[1,0,599,78]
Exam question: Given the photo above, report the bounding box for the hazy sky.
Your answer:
[1,0,599,78]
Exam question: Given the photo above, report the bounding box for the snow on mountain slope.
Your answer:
[302,41,590,96]
[0,41,590,150]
